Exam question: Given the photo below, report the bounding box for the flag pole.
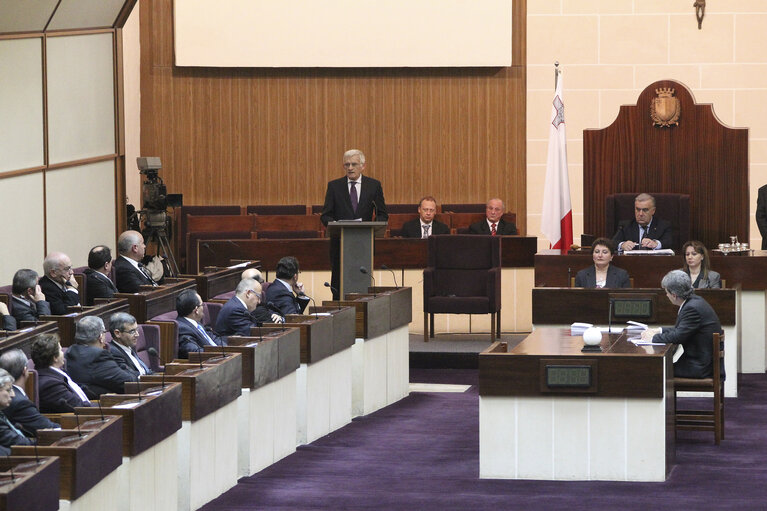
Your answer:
[554,61,559,90]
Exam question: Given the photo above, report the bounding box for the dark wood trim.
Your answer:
[46,154,119,171]
[43,1,63,32]
[0,166,46,180]
[114,0,139,28]
[44,28,115,37]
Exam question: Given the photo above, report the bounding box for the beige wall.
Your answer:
[123,1,142,207]
[526,1,767,250]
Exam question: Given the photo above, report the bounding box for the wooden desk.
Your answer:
[0,457,60,511]
[180,261,260,301]
[0,322,58,355]
[479,328,674,481]
[39,299,131,347]
[114,278,196,323]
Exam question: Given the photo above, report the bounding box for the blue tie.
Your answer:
[196,323,217,346]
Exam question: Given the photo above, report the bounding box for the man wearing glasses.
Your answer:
[38,252,81,315]
[176,289,225,358]
[108,312,153,378]
[320,149,388,299]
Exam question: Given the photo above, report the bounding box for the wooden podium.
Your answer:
[0,457,60,511]
[326,221,387,296]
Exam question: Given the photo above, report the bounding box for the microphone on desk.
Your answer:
[147,347,159,375]
[608,299,613,334]
[567,267,572,287]
[359,267,377,297]
[15,423,41,465]
[303,294,318,318]
[380,264,399,289]
[324,282,342,309]
[200,243,215,255]
[72,406,83,438]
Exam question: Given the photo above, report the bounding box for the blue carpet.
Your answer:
[201,371,767,510]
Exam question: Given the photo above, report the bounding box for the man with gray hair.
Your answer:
[612,193,673,251]
[469,198,518,235]
[10,268,51,324]
[641,270,723,378]
[0,368,34,455]
[113,230,160,293]
[108,312,152,379]
[65,316,137,398]
[215,278,269,338]
[39,251,81,315]
[320,149,388,299]
[0,349,59,434]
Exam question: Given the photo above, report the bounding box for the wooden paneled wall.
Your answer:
[583,80,749,249]
[139,0,527,232]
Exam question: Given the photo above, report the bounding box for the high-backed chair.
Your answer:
[442,203,486,213]
[605,193,690,250]
[423,235,501,342]
[136,324,162,372]
[148,301,223,363]
[385,203,419,214]
[674,332,725,444]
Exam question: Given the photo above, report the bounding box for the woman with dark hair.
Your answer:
[682,240,721,289]
[574,237,631,288]
[31,334,92,413]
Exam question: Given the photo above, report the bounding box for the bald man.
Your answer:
[241,268,264,283]
[38,252,80,315]
[113,230,162,293]
[468,198,517,235]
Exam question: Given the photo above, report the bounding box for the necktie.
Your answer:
[349,181,359,213]
[0,413,24,438]
[131,349,149,375]
[491,223,497,236]
[422,224,430,239]
[138,263,158,287]
[196,322,217,346]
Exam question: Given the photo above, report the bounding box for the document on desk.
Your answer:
[622,248,675,256]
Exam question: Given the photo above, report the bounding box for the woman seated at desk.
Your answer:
[682,240,721,289]
[574,237,631,288]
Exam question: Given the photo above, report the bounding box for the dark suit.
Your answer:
[36,367,93,413]
[321,175,388,299]
[0,412,33,454]
[757,184,767,249]
[653,294,723,379]
[612,218,673,250]
[2,315,16,331]
[113,256,156,293]
[10,295,51,323]
[214,297,260,338]
[39,275,80,315]
[400,219,450,238]
[468,218,517,235]
[65,343,137,399]
[176,317,223,358]
[4,386,59,435]
[108,342,152,379]
[574,265,631,288]
[265,280,310,316]
[84,268,117,305]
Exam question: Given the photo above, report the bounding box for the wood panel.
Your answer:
[139,0,527,232]
[583,80,749,249]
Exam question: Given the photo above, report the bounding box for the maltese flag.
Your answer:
[541,71,573,253]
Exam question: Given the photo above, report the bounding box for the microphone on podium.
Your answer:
[324,282,341,309]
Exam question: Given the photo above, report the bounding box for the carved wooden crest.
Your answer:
[651,88,680,127]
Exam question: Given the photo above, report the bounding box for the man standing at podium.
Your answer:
[321,149,388,299]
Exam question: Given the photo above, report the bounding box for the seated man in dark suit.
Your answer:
[38,252,81,315]
[215,279,266,338]
[468,198,518,235]
[31,334,92,413]
[1,302,16,331]
[65,316,137,399]
[0,369,34,455]
[84,245,118,305]
[10,269,51,324]
[265,256,310,316]
[400,196,450,238]
[113,230,161,293]
[642,270,723,378]
[107,312,152,378]
[175,289,224,358]
[611,193,673,251]
[0,349,59,435]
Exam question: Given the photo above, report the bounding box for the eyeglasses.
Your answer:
[121,328,140,336]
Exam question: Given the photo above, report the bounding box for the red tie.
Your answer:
[491,223,497,236]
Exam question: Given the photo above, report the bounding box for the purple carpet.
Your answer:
[201,370,767,510]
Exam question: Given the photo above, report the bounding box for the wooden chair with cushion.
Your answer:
[674,332,725,444]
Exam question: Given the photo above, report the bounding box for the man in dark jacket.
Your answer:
[0,349,59,435]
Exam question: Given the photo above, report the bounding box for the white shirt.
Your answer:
[347,175,363,193]
[112,341,147,375]
[51,366,90,402]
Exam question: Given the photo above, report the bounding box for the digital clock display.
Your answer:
[545,365,592,387]
[613,299,652,318]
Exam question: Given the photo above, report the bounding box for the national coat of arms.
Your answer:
[651,88,680,127]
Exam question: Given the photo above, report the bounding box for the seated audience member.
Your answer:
[0,368,34,455]
[1,302,15,331]
[0,349,59,435]
[215,279,267,338]
[241,268,264,283]
[175,289,224,358]
[31,334,92,413]
[10,269,51,323]
[39,252,80,315]
[400,196,450,238]
[84,245,118,305]
[65,316,137,398]
[468,198,517,235]
[108,312,152,378]
[241,268,282,324]
[641,270,723,378]
[682,240,721,289]
[113,230,161,293]
[265,256,310,316]
[611,193,672,251]
[574,238,630,289]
